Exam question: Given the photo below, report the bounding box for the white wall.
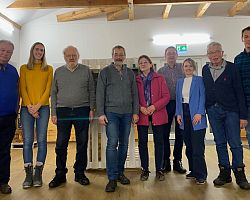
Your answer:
[0,26,20,67]
[19,12,250,68]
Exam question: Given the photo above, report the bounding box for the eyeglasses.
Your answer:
[139,61,150,65]
[207,50,222,56]
[65,54,78,58]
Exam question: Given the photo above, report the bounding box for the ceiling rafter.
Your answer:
[196,2,211,17]
[107,7,128,21]
[0,12,21,29]
[162,3,173,19]
[228,0,249,17]
[57,6,126,22]
[8,0,243,9]
[128,0,135,20]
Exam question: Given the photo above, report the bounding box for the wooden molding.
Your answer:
[228,0,248,17]
[162,3,172,19]
[8,0,242,9]
[196,2,211,17]
[128,0,134,21]
[107,8,128,21]
[57,6,126,22]
[0,12,21,29]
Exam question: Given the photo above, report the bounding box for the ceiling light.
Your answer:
[153,33,210,46]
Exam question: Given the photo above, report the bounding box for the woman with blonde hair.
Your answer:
[176,58,207,184]
[20,42,53,188]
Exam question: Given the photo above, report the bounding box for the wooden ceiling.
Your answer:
[2,0,250,28]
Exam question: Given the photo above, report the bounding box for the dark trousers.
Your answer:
[0,114,16,184]
[163,100,183,162]
[182,104,207,180]
[138,124,165,172]
[55,107,90,177]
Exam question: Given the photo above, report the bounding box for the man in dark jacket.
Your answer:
[202,41,250,190]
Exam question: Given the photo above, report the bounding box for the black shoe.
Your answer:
[75,174,90,185]
[196,179,206,185]
[233,167,250,190]
[105,180,117,192]
[140,169,150,181]
[173,160,186,174]
[0,184,12,194]
[213,165,232,186]
[186,172,195,179]
[156,171,165,181]
[49,175,66,188]
[117,174,130,185]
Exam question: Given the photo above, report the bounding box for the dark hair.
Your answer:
[165,46,177,56]
[242,26,250,38]
[112,45,126,56]
[138,55,153,64]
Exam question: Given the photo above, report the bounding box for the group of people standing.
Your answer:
[0,26,250,195]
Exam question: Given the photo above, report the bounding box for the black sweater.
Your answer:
[202,61,247,119]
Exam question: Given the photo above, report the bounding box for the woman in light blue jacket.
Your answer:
[176,58,207,184]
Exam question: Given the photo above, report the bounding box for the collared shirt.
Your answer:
[0,63,6,71]
[208,59,226,81]
[66,64,79,72]
[158,63,184,100]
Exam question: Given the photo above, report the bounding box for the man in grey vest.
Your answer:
[49,46,95,188]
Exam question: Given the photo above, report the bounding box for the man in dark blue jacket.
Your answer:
[202,41,249,190]
[0,40,19,194]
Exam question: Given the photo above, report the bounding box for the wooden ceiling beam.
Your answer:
[8,0,127,9]
[162,3,172,19]
[196,2,211,17]
[228,0,248,17]
[128,0,135,20]
[57,6,126,22]
[8,0,243,9]
[107,8,128,21]
[0,12,21,29]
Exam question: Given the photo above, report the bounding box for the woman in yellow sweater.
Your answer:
[20,42,53,189]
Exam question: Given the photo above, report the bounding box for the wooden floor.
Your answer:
[1,141,250,200]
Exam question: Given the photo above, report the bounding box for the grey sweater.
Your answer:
[96,64,139,116]
[51,64,95,116]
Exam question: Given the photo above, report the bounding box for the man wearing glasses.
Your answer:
[202,42,250,190]
[96,45,139,192]
[49,46,95,188]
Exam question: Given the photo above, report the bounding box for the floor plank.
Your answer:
[1,141,250,200]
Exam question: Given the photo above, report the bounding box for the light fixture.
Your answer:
[153,33,210,46]
[0,16,14,35]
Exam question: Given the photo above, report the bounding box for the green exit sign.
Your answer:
[176,44,188,52]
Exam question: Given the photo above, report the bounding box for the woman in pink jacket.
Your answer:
[136,55,170,181]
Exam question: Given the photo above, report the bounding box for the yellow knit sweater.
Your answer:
[20,63,53,106]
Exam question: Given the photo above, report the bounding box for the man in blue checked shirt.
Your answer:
[234,26,250,148]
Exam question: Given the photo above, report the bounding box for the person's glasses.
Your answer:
[207,50,222,56]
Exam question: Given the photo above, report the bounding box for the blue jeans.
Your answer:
[105,112,132,181]
[138,124,165,172]
[182,104,207,180]
[0,114,16,184]
[207,104,244,169]
[245,115,250,147]
[21,106,50,164]
[55,107,90,176]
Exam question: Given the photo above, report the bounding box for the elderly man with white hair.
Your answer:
[49,46,95,188]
